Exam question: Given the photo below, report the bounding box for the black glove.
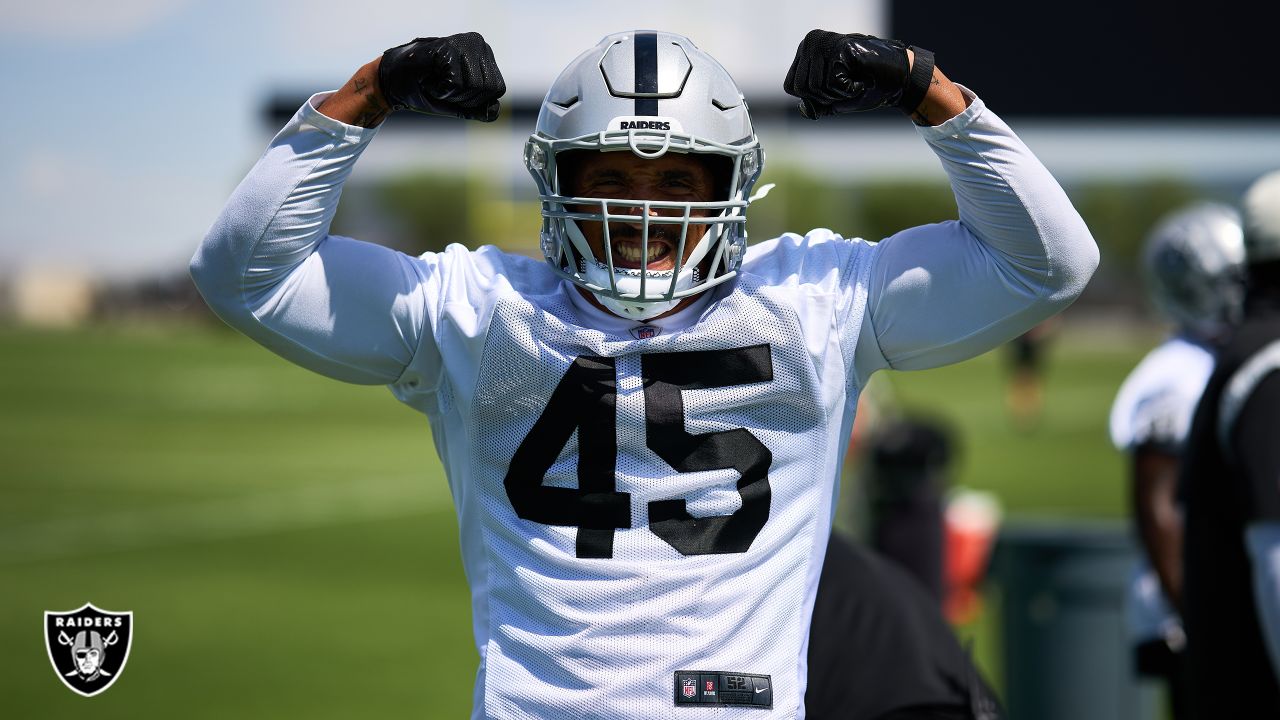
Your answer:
[378,32,506,122]
[783,30,934,120]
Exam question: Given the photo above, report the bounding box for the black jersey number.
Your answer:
[504,345,773,559]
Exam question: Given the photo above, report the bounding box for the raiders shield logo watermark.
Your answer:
[45,603,133,697]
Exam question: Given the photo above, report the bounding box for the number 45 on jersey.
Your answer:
[505,345,774,559]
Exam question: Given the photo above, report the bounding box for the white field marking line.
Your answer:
[0,476,448,566]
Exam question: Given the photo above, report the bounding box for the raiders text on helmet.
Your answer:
[524,30,768,320]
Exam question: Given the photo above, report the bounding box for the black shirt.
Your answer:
[1182,301,1280,717]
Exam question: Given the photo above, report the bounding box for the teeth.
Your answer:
[615,241,666,263]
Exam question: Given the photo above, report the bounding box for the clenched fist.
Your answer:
[783,30,934,120]
[379,32,507,122]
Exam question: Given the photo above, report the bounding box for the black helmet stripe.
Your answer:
[634,32,658,115]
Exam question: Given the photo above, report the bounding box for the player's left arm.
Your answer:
[785,31,1099,378]
[1235,372,1280,682]
[784,30,966,126]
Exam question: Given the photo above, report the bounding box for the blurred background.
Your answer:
[2,0,1277,717]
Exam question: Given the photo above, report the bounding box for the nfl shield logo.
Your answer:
[44,603,133,697]
[682,677,697,698]
[629,325,662,340]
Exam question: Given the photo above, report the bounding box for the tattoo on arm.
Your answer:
[356,94,389,126]
[351,75,388,126]
[909,78,945,126]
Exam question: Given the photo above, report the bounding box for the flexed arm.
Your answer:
[784,30,1098,380]
[319,32,506,127]
[189,34,506,385]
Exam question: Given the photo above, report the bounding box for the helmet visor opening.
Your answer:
[555,149,734,203]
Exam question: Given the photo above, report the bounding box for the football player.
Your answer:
[1182,170,1280,717]
[191,30,1097,719]
[1108,202,1246,719]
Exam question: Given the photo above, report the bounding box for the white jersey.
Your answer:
[1109,336,1214,644]
[1110,336,1215,453]
[192,89,1096,719]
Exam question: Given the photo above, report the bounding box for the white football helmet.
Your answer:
[524,31,767,320]
[1243,169,1280,265]
[1142,202,1246,339]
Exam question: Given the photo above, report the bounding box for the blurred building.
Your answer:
[0,267,215,327]
[9,269,94,327]
[92,271,212,324]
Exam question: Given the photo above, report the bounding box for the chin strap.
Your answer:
[748,183,776,203]
[600,297,680,320]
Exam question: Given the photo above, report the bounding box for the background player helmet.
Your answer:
[524,30,766,320]
[1242,169,1280,266]
[1141,202,1245,339]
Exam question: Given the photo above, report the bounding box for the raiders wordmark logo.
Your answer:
[44,603,133,697]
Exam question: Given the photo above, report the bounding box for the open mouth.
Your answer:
[612,238,676,270]
[608,221,686,271]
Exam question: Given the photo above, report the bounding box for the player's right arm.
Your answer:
[1131,444,1184,611]
[189,34,505,385]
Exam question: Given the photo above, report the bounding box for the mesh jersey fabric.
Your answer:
[390,232,874,719]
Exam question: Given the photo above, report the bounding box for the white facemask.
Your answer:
[567,218,718,320]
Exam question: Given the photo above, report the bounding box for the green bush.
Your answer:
[1067,179,1201,277]
[331,172,474,257]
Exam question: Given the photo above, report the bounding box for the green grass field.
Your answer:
[0,320,1158,718]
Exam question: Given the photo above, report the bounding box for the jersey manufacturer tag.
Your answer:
[674,670,771,708]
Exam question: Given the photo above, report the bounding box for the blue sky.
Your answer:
[0,0,879,280]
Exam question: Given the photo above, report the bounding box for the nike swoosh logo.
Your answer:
[755,687,767,694]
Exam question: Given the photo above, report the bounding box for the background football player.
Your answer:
[1108,202,1245,719]
[1182,170,1280,717]
[191,29,1097,719]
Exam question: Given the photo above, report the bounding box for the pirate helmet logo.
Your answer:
[44,603,133,697]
